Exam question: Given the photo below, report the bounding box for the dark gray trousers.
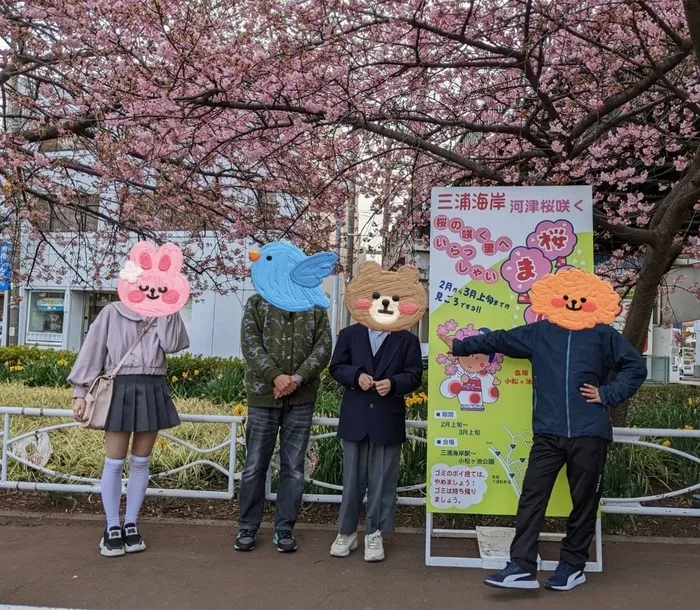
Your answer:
[338,438,401,535]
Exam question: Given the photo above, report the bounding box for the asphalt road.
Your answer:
[1,519,698,610]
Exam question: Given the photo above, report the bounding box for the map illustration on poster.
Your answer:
[427,187,593,517]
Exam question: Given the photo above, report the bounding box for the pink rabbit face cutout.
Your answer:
[117,243,190,317]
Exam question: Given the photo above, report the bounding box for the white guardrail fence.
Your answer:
[1,407,700,518]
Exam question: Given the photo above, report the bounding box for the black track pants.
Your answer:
[510,434,608,573]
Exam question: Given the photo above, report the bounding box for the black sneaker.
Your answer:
[273,530,297,553]
[99,526,125,558]
[483,561,539,589]
[234,529,257,552]
[544,561,586,591]
[123,522,147,554]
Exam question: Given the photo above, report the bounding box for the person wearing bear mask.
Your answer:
[329,262,426,561]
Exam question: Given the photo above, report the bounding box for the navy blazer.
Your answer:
[330,324,423,445]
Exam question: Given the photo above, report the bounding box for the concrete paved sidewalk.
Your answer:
[0,518,698,610]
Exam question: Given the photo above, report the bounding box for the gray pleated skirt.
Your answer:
[105,375,181,432]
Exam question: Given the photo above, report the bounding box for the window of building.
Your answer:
[82,292,120,342]
[26,291,65,345]
[119,197,205,232]
[256,190,278,213]
[35,193,100,232]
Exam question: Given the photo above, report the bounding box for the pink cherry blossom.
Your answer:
[0,0,696,357]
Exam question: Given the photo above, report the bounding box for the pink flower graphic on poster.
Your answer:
[501,247,552,294]
[524,306,547,325]
[437,320,458,334]
[526,220,577,261]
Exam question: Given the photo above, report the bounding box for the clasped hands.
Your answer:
[273,374,297,399]
[358,373,391,397]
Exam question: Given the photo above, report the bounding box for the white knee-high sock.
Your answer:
[125,455,151,525]
[101,457,125,529]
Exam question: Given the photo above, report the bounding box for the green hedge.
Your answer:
[2,345,698,527]
[1,345,696,424]
[0,346,430,420]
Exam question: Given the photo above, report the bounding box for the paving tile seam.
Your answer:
[1,509,699,545]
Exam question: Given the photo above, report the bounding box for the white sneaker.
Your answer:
[364,531,385,562]
[330,532,358,557]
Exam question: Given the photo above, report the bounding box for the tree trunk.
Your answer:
[613,242,679,426]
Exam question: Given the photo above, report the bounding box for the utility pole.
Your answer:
[3,37,23,346]
[6,218,21,346]
[343,182,356,328]
[330,215,342,349]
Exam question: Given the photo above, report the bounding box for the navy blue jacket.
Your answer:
[452,320,647,441]
[330,324,423,446]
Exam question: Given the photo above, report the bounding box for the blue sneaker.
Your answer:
[545,561,586,591]
[483,561,539,589]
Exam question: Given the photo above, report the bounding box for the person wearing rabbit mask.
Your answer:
[68,242,190,558]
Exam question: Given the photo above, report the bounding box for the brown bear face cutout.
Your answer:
[345,261,428,332]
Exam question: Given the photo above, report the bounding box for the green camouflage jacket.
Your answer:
[241,293,332,408]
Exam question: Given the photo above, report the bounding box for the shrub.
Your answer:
[1,345,698,521]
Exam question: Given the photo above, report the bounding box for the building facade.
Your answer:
[10,236,260,358]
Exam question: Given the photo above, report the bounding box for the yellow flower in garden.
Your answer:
[156,437,169,451]
[10,365,24,372]
[194,370,200,376]
[171,375,179,383]
[683,425,694,430]
[57,358,68,367]
[233,404,246,416]
[688,398,693,406]
[182,371,189,380]
[662,439,671,448]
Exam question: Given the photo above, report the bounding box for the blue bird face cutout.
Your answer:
[248,241,338,312]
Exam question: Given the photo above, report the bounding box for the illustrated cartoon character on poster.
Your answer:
[437,322,503,411]
[118,242,191,316]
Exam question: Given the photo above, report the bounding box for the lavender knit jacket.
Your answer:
[68,302,189,398]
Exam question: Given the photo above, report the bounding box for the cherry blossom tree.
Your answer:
[1,0,700,372]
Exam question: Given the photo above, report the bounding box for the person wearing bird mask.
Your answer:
[235,241,336,554]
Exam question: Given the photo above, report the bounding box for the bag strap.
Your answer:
[110,318,156,378]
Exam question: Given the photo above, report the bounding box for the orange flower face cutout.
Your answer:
[530,269,620,331]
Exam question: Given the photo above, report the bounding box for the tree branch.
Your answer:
[683,0,700,67]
